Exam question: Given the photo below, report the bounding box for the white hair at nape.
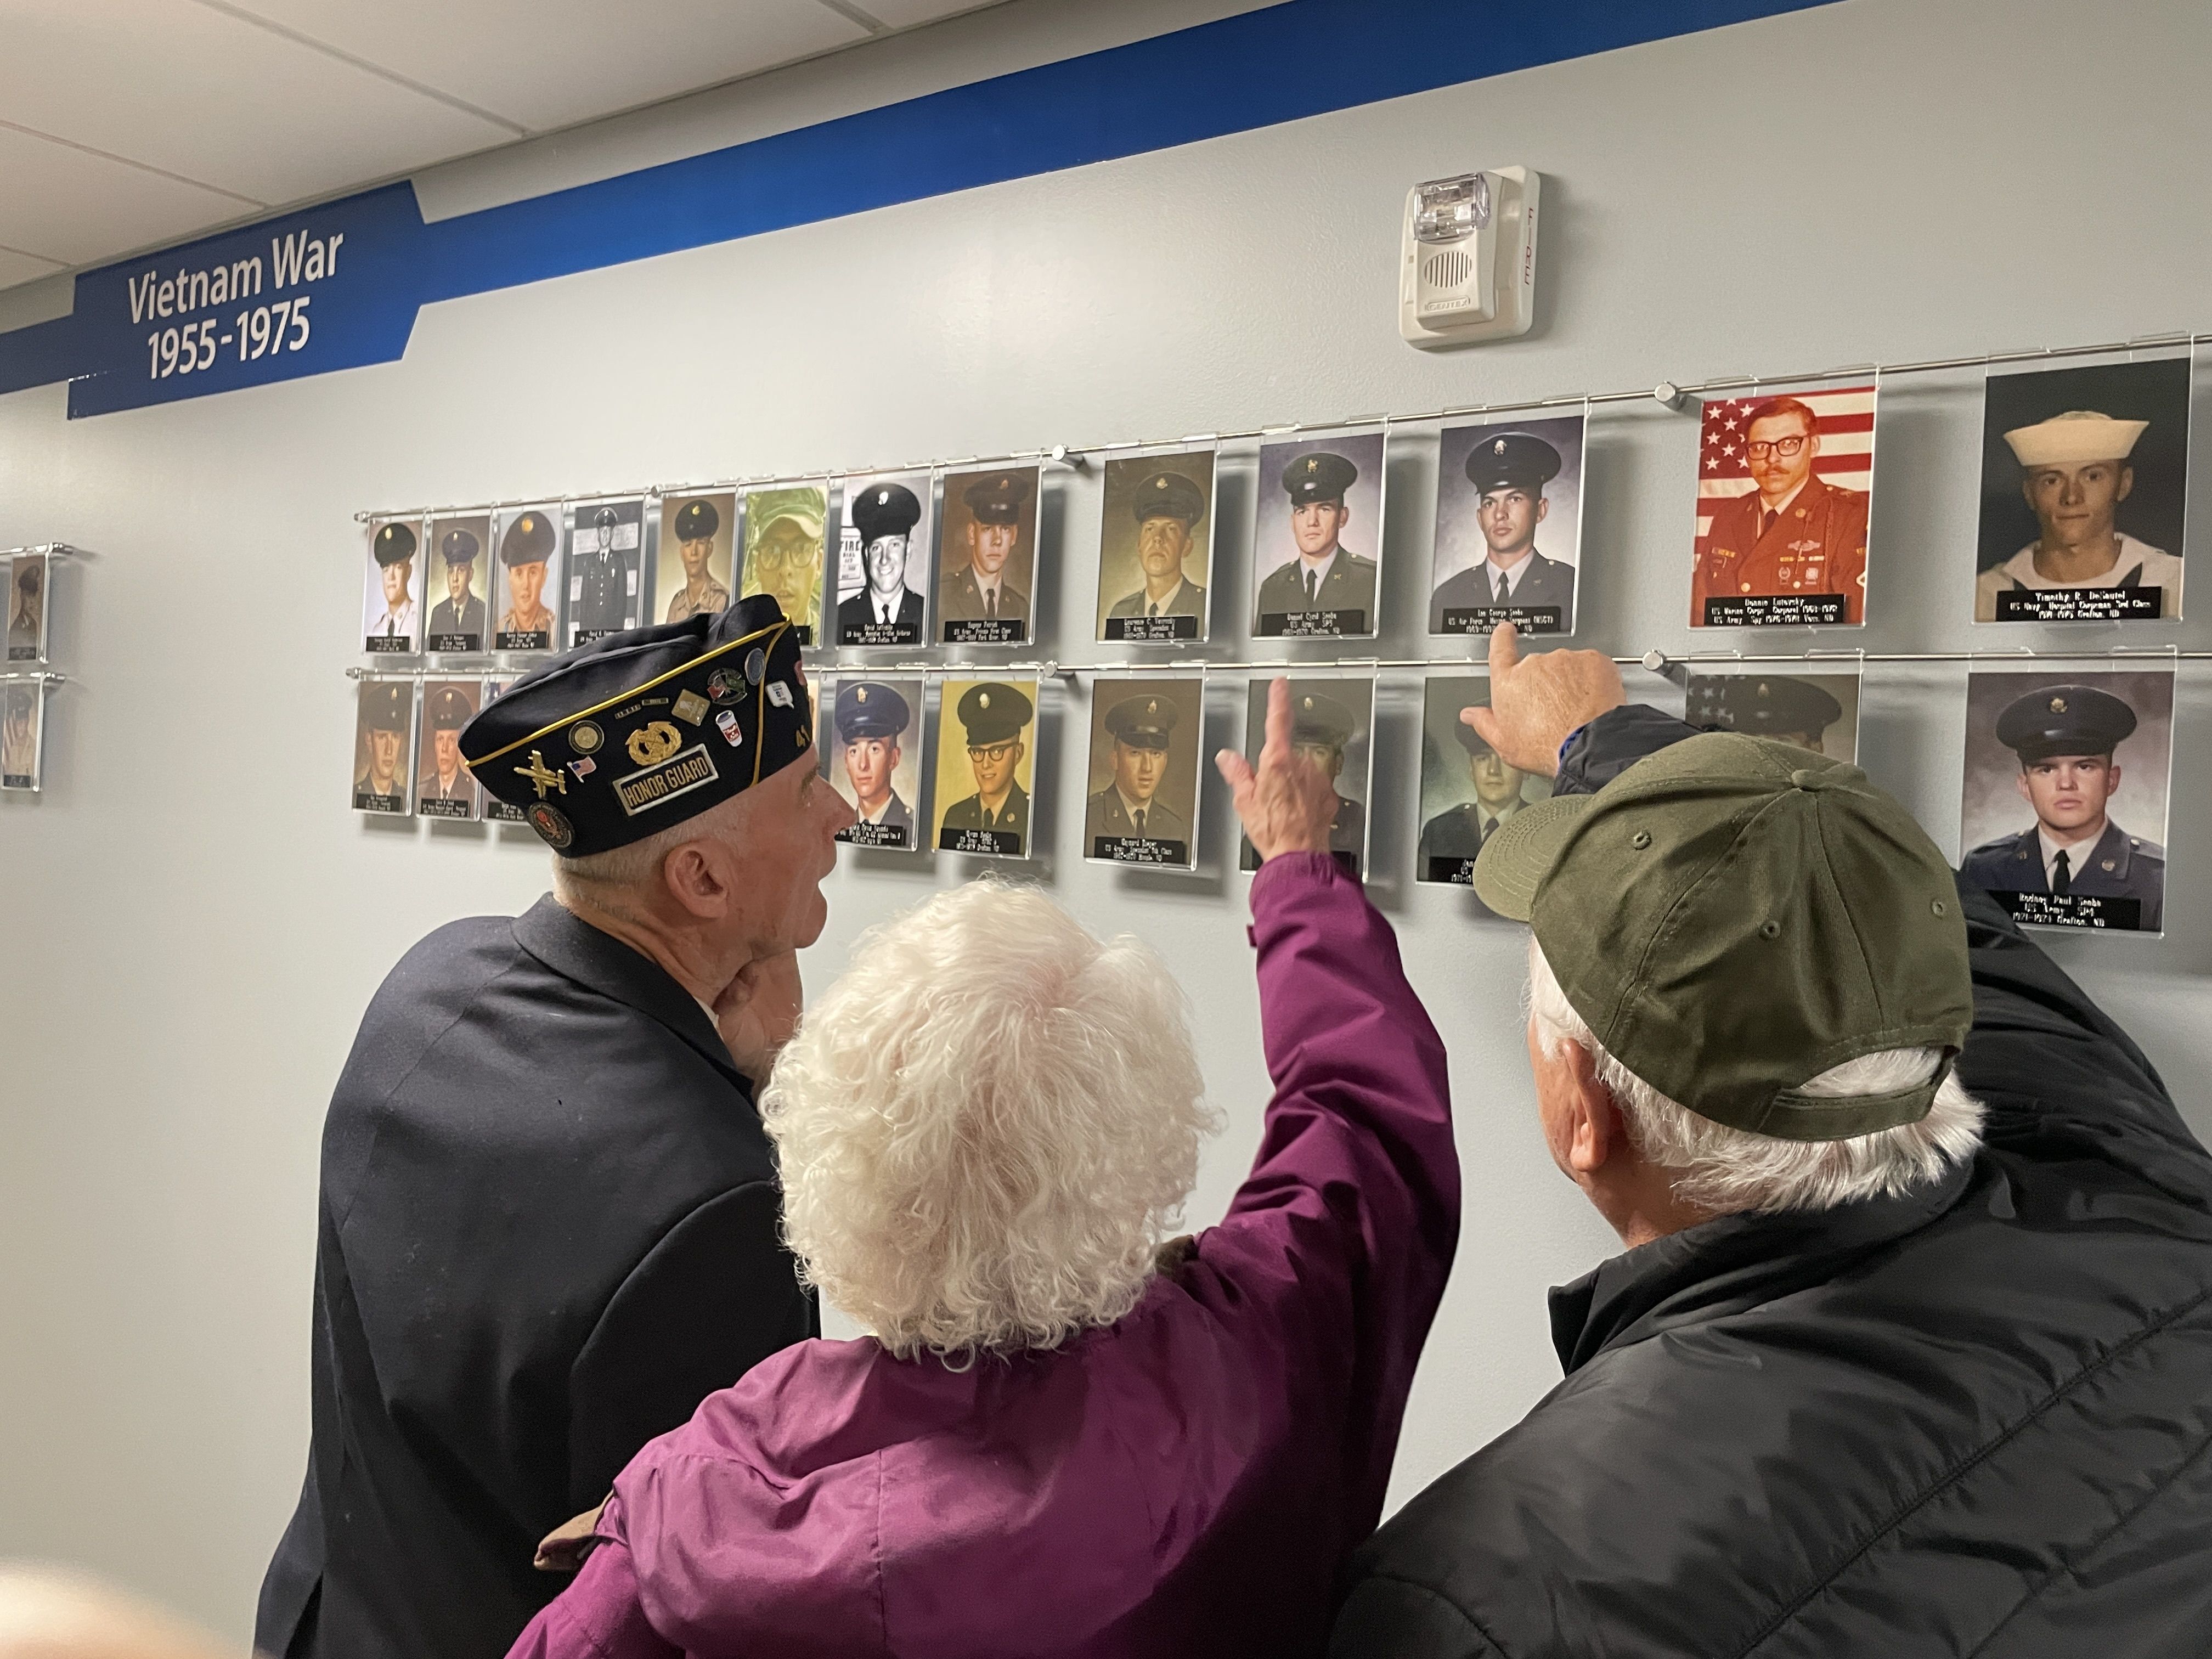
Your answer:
[1527,940,1984,1215]
[762,877,1219,1363]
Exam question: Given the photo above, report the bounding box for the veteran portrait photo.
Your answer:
[8,553,47,662]
[740,486,826,645]
[363,521,421,652]
[1974,359,2190,622]
[935,678,1036,857]
[1415,676,1548,891]
[351,681,413,814]
[1960,674,2171,933]
[1430,419,1582,635]
[1685,672,1859,763]
[425,517,490,652]
[1690,388,1873,627]
[1098,452,1213,642]
[494,507,562,650]
[1252,435,1385,637]
[1,682,40,789]
[939,467,1037,644]
[827,678,921,850]
[660,493,736,624]
[567,499,644,645]
[836,477,929,647]
[415,682,483,820]
[1084,679,1202,867]
[1238,679,1372,876]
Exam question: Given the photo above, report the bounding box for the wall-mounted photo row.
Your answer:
[1689,383,1875,628]
[416,681,483,821]
[481,679,528,822]
[352,680,415,814]
[1415,676,1554,898]
[567,498,650,646]
[835,473,932,647]
[1683,668,1861,763]
[1237,675,1375,878]
[363,517,424,653]
[492,507,564,652]
[821,674,927,851]
[658,492,738,625]
[425,514,492,653]
[1973,357,2190,623]
[939,465,1039,646]
[1084,673,1205,869]
[1,680,44,792]
[1096,449,1216,643]
[1959,666,2172,934]
[1430,414,1583,637]
[934,675,1038,857]
[1252,431,1386,639]
[741,484,826,646]
[7,552,51,664]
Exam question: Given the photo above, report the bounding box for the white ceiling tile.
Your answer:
[0,0,520,205]
[0,244,67,289]
[0,127,256,267]
[217,0,869,132]
[851,0,1006,30]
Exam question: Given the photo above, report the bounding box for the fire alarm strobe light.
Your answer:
[1399,167,1541,350]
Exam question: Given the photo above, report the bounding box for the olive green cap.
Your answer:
[1474,732,1972,1142]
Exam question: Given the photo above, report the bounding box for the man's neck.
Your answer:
[438,765,461,789]
[370,768,397,793]
[856,788,891,822]
[686,574,714,597]
[555,889,743,1009]
[980,783,1013,815]
[973,566,1001,594]
[1142,570,1184,603]
[2041,816,2108,855]
[1116,785,1155,821]
[1299,544,1340,572]
[2033,531,2124,583]
[1486,544,1534,575]
[1757,478,1809,516]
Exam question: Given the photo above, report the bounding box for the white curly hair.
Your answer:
[761,878,1218,1362]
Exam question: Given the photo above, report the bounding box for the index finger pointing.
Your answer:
[1487,620,1522,682]
[1261,676,1294,768]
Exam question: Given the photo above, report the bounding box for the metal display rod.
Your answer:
[0,671,68,684]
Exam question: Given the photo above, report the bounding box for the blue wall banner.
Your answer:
[0,0,1829,419]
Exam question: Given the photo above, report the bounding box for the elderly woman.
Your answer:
[509,681,1459,1659]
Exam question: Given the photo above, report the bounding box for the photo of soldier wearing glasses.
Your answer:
[935,678,1037,857]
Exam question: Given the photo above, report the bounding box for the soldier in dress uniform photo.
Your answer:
[1690,387,1874,627]
[1238,679,1373,876]
[566,499,645,646]
[1,682,40,789]
[351,681,413,814]
[1959,673,2171,933]
[659,494,736,624]
[415,682,483,820]
[8,553,48,661]
[363,521,421,653]
[939,467,1037,645]
[494,507,562,651]
[1973,359,2190,622]
[425,518,490,652]
[1684,672,1859,763]
[827,678,921,850]
[935,678,1036,857]
[1415,677,1549,893]
[1083,679,1203,867]
[1430,418,1582,636]
[741,486,826,645]
[1251,433,1385,637]
[1097,452,1214,642]
[835,479,928,647]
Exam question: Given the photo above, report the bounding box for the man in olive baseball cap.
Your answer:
[1330,625,2212,1659]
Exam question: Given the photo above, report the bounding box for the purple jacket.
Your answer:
[508,853,1459,1659]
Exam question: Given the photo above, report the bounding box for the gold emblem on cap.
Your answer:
[979,691,991,709]
[1494,438,1507,454]
[1146,700,1158,714]
[1155,477,1167,489]
[876,490,888,504]
[521,515,534,532]
[569,721,603,754]
[672,690,709,726]
[1302,696,1315,710]
[856,686,869,703]
[516,752,567,799]
[2050,696,2068,713]
[628,721,682,766]
[1306,459,1318,473]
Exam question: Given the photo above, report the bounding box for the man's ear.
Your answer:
[660,838,735,920]
[2117,463,2135,504]
[1559,1040,1626,1177]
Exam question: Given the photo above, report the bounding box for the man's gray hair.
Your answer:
[549,787,751,905]
[1528,939,1983,1214]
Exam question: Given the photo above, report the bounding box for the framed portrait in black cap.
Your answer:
[415,680,483,820]
[1,679,44,792]
[351,679,415,814]
[1096,449,1216,644]
[1683,668,1860,765]
[836,472,933,648]
[741,484,826,647]
[1237,674,1375,878]
[657,492,738,627]
[1084,673,1205,868]
[1973,357,2190,623]
[362,517,424,654]
[491,505,565,653]
[1430,414,1584,637]
[933,674,1039,857]
[424,514,492,653]
[1959,665,2174,935]
[565,498,648,647]
[478,679,528,821]
[1415,676,1553,895]
[821,674,928,851]
[938,464,1040,646]
[1251,431,1387,639]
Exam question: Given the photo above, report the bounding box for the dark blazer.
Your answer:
[940,781,1029,840]
[1104,579,1207,621]
[1255,549,1377,628]
[255,899,816,1659]
[836,586,923,640]
[1085,789,1189,845]
[1962,819,2165,932]
[1427,550,1576,631]
[938,565,1029,625]
[427,594,487,641]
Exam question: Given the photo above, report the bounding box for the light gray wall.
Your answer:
[3,0,2210,1640]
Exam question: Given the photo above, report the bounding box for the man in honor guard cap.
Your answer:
[1087,692,1189,847]
[939,473,1032,628]
[366,523,419,644]
[571,504,633,640]
[837,482,926,640]
[1419,720,1532,873]
[416,684,478,808]
[1284,689,1366,870]
[1105,470,1209,625]
[1974,410,2183,620]
[258,594,853,1659]
[1962,683,2164,929]
[1690,396,1869,623]
[940,681,1032,843]
[428,527,488,646]
[1430,433,1577,630]
[1687,674,1844,755]
[499,511,559,642]
[833,679,914,842]
[664,498,731,624]
[1255,452,1378,629]
[352,682,409,806]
